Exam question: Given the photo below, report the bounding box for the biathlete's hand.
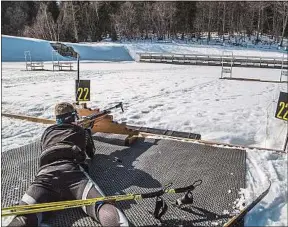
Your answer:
[87,121,95,130]
[82,120,94,130]
[87,121,94,130]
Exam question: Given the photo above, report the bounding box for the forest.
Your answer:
[2,1,288,46]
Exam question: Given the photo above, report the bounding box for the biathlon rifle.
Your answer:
[2,180,202,220]
[77,102,124,128]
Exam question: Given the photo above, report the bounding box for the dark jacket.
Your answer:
[39,124,95,169]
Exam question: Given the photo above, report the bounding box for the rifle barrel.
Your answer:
[77,102,123,127]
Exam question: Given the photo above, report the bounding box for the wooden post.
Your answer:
[284,128,288,152]
[77,54,80,81]
[76,54,80,104]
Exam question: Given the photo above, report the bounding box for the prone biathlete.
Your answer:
[6,102,129,227]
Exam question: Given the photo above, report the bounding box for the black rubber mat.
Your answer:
[1,136,246,226]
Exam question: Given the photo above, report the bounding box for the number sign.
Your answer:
[275,92,288,121]
[76,80,90,101]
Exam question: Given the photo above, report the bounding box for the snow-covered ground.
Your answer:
[2,61,287,226]
[2,62,287,151]
[1,36,288,226]
[124,42,288,61]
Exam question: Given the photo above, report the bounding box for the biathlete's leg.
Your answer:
[68,170,129,227]
[5,182,59,227]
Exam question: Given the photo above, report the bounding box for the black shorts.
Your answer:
[5,163,128,226]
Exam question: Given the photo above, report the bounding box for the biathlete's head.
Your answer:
[55,102,79,125]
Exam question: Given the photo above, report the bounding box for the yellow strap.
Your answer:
[2,194,139,216]
[2,188,176,216]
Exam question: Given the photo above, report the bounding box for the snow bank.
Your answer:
[241,149,287,227]
[2,35,67,62]
[124,42,287,59]
[66,42,133,61]
[1,35,133,62]
[2,35,286,62]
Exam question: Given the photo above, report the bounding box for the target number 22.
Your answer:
[77,87,89,101]
[276,102,288,121]
[76,80,90,102]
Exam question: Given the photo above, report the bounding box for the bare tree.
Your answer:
[23,3,58,41]
[194,2,206,41]
[56,2,80,42]
[70,2,79,42]
[87,2,102,41]
[276,2,288,46]
[151,2,176,39]
[2,2,28,36]
[248,2,270,43]
[112,2,137,40]
[4,1,288,44]
[221,2,226,41]
[142,2,154,39]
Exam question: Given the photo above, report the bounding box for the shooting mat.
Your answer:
[1,135,246,226]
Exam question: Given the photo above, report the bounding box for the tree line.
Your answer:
[2,1,288,46]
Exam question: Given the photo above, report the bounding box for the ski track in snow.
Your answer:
[1,62,287,226]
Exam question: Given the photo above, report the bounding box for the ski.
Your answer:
[224,181,271,227]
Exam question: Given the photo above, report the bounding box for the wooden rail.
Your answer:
[53,61,73,71]
[2,113,55,124]
[138,133,287,154]
[26,62,44,71]
[3,112,286,153]
[138,53,288,69]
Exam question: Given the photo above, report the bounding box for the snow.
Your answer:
[223,210,230,215]
[2,35,133,62]
[241,149,287,227]
[1,35,288,226]
[125,42,288,60]
[2,35,67,62]
[2,35,287,62]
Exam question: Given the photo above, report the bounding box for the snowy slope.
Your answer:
[2,35,133,62]
[2,35,67,62]
[2,35,287,62]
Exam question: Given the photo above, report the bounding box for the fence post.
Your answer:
[284,128,288,152]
